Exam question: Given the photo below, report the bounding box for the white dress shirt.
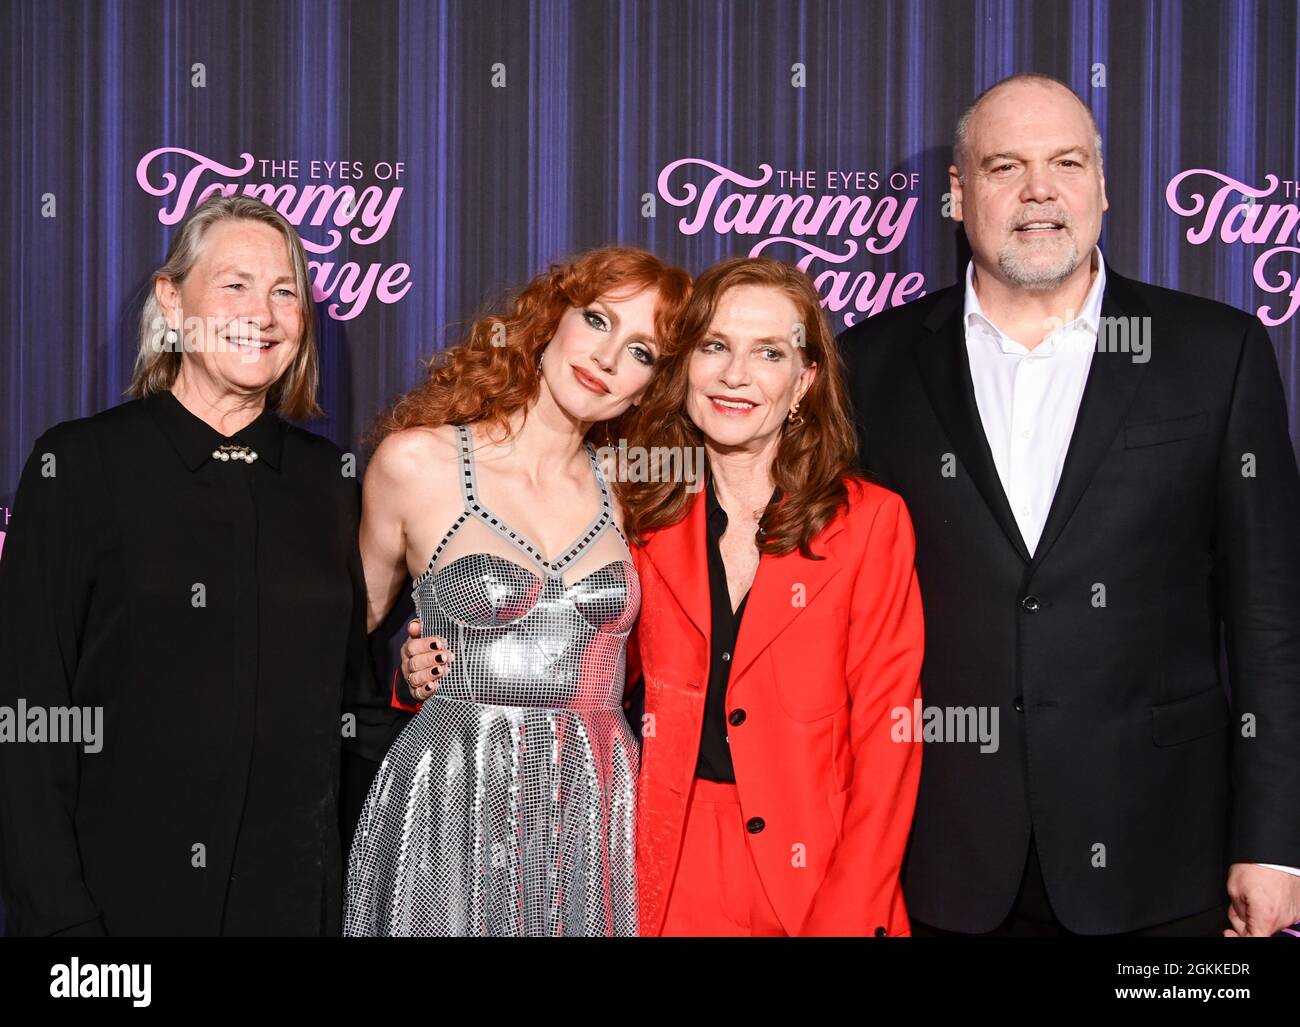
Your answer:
[963,248,1105,557]
[963,249,1300,883]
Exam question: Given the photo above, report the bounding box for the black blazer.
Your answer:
[838,268,1300,934]
[0,393,399,936]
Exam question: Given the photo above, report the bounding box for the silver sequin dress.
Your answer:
[344,424,640,936]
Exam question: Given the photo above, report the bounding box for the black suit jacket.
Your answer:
[838,268,1300,934]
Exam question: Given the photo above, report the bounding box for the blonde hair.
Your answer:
[130,195,322,420]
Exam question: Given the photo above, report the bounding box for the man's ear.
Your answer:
[948,164,965,223]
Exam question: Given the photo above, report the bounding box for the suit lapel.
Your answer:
[641,484,849,688]
[914,288,1033,563]
[728,517,847,687]
[1030,271,1152,568]
[640,487,711,643]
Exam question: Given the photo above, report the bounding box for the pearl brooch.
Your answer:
[212,444,258,464]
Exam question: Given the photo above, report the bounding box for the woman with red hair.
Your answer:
[344,247,690,937]
[616,257,924,936]
[400,256,924,936]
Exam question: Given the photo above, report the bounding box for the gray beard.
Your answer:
[997,237,1081,290]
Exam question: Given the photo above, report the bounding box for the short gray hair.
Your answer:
[953,72,1104,181]
[131,195,321,420]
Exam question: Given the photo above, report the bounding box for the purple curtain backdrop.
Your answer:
[3,0,1298,493]
[3,0,1299,938]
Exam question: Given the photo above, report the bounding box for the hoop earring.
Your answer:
[786,401,804,427]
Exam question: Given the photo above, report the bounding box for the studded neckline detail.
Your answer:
[454,423,613,576]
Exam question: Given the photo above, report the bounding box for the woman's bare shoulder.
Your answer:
[367,425,463,492]
[364,421,470,514]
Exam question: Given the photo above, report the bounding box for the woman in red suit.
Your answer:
[619,256,923,936]
[399,257,923,936]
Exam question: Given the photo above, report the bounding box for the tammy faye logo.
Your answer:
[656,158,927,326]
[135,148,411,320]
[1165,169,1300,326]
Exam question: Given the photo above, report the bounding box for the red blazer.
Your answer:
[629,476,924,936]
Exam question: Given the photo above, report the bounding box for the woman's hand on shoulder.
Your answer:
[399,617,453,701]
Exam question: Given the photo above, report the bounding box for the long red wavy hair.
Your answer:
[372,246,692,445]
[618,257,860,559]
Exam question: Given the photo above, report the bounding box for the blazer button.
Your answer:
[1021,595,1041,613]
[1013,696,1024,712]
[746,816,765,834]
[729,708,746,726]
[874,926,887,937]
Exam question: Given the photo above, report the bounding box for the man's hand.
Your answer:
[1224,863,1300,936]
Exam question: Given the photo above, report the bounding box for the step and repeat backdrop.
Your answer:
[3,0,1299,516]
[2,0,1300,939]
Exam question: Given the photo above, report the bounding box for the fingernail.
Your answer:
[430,640,440,650]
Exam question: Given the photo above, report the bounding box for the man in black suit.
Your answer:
[840,72,1300,936]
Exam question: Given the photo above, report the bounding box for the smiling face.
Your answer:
[156,218,304,400]
[950,79,1108,291]
[685,283,817,450]
[539,286,663,422]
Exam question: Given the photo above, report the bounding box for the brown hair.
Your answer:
[619,257,860,558]
[130,195,322,420]
[372,246,692,445]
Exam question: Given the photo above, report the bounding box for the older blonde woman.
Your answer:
[0,196,386,936]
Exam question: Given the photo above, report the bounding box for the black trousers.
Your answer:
[340,750,384,855]
[911,833,1229,937]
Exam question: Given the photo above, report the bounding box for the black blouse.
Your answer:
[0,391,397,936]
[694,465,780,784]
